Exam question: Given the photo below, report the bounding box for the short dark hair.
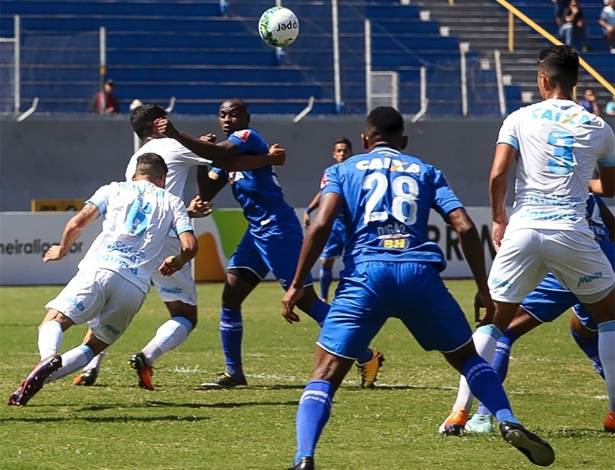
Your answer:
[537,45,579,90]
[135,153,168,179]
[335,137,352,150]
[366,106,404,137]
[131,104,167,139]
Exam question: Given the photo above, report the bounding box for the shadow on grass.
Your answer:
[0,414,212,423]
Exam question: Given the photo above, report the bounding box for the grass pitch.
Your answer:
[0,281,612,469]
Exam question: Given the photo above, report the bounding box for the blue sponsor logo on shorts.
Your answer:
[103,324,120,336]
[578,271,603,287]
[160,286,182,294]
[67,296,86,312]
[490,277,511,290]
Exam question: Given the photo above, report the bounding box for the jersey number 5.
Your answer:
[546,130,574,175]
[362,173,418,225]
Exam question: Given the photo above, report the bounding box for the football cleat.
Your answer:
[288,457,315,470]
[438,409,468,436]
[500,421,555,467]
[130,352,154,390]
[198,372,248,390]
[465,413,495,433]
[73,368,98,386]
[356,349,384,389]
[8,354,62,406]
[604,411,615,433]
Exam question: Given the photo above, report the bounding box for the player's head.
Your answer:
[536,46,579,98]
[131,104,167,139]
[133,152,168,188]
[218,99,250,137]
[332,137,353,163]
[361,106,407,152]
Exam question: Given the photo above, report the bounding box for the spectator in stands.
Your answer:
[599,0,615,53]
[559,0,587,50]
[578,89,603,116]
[606,94,615,116]
[553,0,571,27]
[89,79,120,114]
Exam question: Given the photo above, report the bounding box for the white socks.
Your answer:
[598,322,615,412]
[141,317,193,364]
[46,345,94,383]
[83,348,107,372]
[38,320,63,360]
[452,324,502,413]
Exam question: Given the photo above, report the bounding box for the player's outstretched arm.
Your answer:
[159,231,198,276]
[282,192,341,323]
[155,118,285,170]
[197,167,228,202]
[448,207,494,324]
[186,196,213,219]
[489,143,516,250]
[43,203,100,262]
[303,190,321,228]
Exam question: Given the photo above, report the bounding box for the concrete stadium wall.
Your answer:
[1,114,614,211]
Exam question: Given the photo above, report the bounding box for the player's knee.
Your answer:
[167,302,198,329]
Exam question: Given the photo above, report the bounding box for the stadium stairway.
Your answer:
[416,0,614,111]
[0,0,534,116]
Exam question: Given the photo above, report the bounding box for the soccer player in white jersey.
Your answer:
[440,45,615,435]
[73,104,286,389]
[8,154,198,406]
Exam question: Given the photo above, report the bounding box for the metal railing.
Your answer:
[494,0,615,96]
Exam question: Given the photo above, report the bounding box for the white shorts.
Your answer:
[489,227,615,304]
[45,268,146,345]
[151,236,197,306]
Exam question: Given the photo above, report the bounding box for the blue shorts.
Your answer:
[228,218,313,290]
[520,273,597,330]
[317,261,473,359]
[321,219,345,260]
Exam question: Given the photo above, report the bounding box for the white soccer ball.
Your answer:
[258,6,299,48]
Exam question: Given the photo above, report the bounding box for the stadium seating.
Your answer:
[0,0,518,116]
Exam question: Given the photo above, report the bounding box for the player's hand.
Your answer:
[268,143,286,166]
[159,255,184,276]
[154,118,179,139]
[303,211,311,228]
[474,291,495,326]
[187,196,213,218]
[43,245,65,262]
[199,133,216,143]
[491,219,508,252]
[281,286,304,323]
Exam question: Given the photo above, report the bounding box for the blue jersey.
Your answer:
[587,193,614,261]
[213,128,296,231]
[321,146,463,270]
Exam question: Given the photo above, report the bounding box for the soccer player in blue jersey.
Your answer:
[156,99,384,389]
[281,106,555,470]
[303,138,353,302]
[465,193,614,433]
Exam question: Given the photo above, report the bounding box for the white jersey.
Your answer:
[497,98,615,231]
[78,180,193,293]
[125,138,211,199]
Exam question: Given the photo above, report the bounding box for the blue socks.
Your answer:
[570,329,604,378]
[462,355,518,424]
[356,349,374,365]
[220,307,243,377]
[295,380,334,464]
[491,329,519,381]
[306,300,329,326]
[319,266,333,301]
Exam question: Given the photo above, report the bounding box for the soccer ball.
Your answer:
[258,6,299,48]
